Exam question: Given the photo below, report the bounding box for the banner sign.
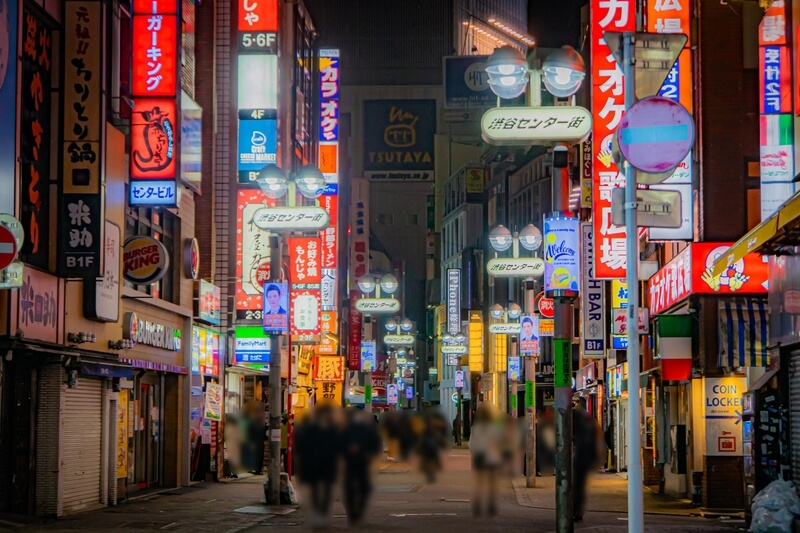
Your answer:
[130,0,179,206]
[237,0,278,185]
[289,237,321,337]
[447,268,461,334]
[348,291,362,370]
[544,216,580,294]
[444,55,519,109]
[313,356,344,382]
[591,0,635,279]
[363,99,436,181]
[508,357,521,381]
[319,49,340,189]
[204,383,223,421]
[320,193,338,311]
[0,0,17,216]
[580,223,605,357]
[704,377,746,456]
[20,9,53,270]
[262,281,289,333]
[236,189,277,321]
[520,315,540,356]
[360,341,376,372]
[57,0,105,278]
[349,178,369,285]
[197,280,221,326]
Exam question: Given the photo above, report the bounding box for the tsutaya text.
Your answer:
[590,0,635,279]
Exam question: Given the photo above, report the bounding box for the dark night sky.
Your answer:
[528,0,588,50]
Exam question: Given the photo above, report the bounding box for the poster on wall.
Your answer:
[262,281,288,333]
[519,315,540,356]
[204,382,223,421]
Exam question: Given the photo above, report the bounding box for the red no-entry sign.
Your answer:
[0,225,18,272]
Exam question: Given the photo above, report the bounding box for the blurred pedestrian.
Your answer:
[469,405,501,517]
[418,409,448,482]
[341,408,382,526]
[573,398,602,522]
[293,404,341,528]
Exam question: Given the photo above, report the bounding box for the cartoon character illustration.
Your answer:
[700,245,749,292]
[596,132,614,168]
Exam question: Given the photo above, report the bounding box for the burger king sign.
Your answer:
[123,236,170,285]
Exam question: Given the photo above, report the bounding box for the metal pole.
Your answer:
[524,283,536,488]
[622,31,644,533]
[266,233,282,505]
[456,387,463,446]
[553,151,574,532]
[364,317,373,414]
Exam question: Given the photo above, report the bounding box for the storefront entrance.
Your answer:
[132,373,164,491]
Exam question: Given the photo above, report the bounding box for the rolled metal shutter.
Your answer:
[790,351,800,481]
[62,378,103,514]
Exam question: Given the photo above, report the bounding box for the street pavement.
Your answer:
[0,449,746,532]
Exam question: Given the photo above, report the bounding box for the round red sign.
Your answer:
[536,292,555,318]
[0,225,18,272]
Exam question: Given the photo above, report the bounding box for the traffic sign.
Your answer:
[603,32,687,101]
[0,224,18,272]
[0,214,24,249]
[616,96,694,176]
[611,188,682,228]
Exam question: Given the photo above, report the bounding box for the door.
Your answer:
[618,400,628,472]
[62,378,103,514]
[133,375,163,489]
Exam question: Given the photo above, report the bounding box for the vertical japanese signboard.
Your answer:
[320,193,338,311]
[580,222,605,358]
[289,237,321,338]
[349,178,369,286]
[446,268,461,334]
[646,0,694,241]
[319,49,340,189]
[236,0,278,184]
[758,0,795,219]
[348,290,362,370]
[58,1,105,279]
[590,0,634,279]
[20,9,53,270]
[0,0,17,216]
[130,0,180,206]
[235,189,277,321]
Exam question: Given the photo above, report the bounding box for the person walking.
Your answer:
[469,405,502,517]
[341,407,382,526]
[293,404,341,528]
[573,398,602,522]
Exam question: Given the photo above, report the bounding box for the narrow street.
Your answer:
[3,449,745,533]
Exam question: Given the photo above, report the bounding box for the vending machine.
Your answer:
[742,388,791,525]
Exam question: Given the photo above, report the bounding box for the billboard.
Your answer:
[235,189,277,321]
[363,99,436,181]
[238,118,278,182]
[319,49,340,188]
[591,0,635,279]
[288,237,321,338]
[130,0,179,206]
[446,268,461,334]
[543,217,580,294]
[519,315,540,356]
[262,281,288,333]
[444,56,493,109]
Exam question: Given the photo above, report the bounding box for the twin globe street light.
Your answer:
[485,44,585,102]
[256,164,327,200]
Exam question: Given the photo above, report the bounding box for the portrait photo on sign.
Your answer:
[262,281,288,333]
[519,315,540,355]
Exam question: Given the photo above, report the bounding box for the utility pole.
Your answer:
[552,145,575,533]
[524,281,536,487]
[266,233,282,505]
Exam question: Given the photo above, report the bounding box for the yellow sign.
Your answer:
[539,318,554,336]
[315,380,343,406]
[465,168,486,195]
[316,334,338,355]
[612,279,628,309]
[117,391,128,479]
[297,346,313,375]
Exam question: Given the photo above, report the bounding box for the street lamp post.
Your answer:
[357,273,400,413]
[488,223,542,488]
[484,44,585,530]
[442,331,467,444]
[256,163,326,505]
[385,317,416,411]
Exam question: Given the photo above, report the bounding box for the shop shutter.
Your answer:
[62,378,103,514]
[790,351,800,481]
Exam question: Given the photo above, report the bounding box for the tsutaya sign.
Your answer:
[355,298,400,313]
[489,323,521,334]
[252,207,329,231]
[123,312,181,351]
[486,258,544,278]
[481,106,592,146]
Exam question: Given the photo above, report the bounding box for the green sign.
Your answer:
[525,381,535,408]
[365,385,373,403]
[554,338,572,388]
[510,394,518,411]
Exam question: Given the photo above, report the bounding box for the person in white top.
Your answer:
[469,405,502,517]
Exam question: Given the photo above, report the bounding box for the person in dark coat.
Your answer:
[293,404,341,527]
[341,407,382,526]
[573,398,601,522]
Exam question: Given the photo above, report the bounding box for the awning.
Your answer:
[718,298,769,368]
[712,190,800,276]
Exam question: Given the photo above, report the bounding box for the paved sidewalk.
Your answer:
[513,472,701,517]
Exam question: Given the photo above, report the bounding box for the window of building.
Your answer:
[124,195,179,304]
[406,214,419,226]
[377,214,394,226]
